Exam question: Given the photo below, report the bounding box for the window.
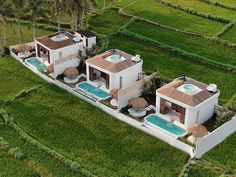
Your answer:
[59,52,62,58]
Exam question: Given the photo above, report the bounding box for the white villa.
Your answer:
[86,49,143,91]
[35,30,96,77]
[155,77,220,128]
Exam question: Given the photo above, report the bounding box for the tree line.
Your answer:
[0,0,97,49]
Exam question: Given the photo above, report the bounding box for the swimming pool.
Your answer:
[25,57,48,72]
[76,82,109,100]
[145,114,187,138]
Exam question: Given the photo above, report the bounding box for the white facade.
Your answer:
[75,32,96,49]
[156,80,220,129]
[86,59,143,91]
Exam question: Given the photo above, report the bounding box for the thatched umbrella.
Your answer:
[109,89,120,100]
[64,67,79,79]
[129,97,148,110]
[48,64,54,73]
[187,124,208,139]
[15,44,31,53]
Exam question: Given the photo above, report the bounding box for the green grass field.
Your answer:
[0,125,80,177]
[108,34,236,101]
[4,84,188,177]
[126,20,236,66]
[0,151,36,177]
[118,0,225,35]
[212,0,236,7]
[204,133,236,172]
[0,57,45,103]
[221,25,236,43]
[0,22,52,47]
[189,165,220,177]
[162,0,236,21]
[88,10,130,35]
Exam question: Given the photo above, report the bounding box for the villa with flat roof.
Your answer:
[155,77,220,128]
[35,31,96,77]
[86,49,143,91]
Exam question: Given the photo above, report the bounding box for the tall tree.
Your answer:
[0,0,12,48]
[52,0,63,31]
[28,0,49,39]
[12,0,27,43]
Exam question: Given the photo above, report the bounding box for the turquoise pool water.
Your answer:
[146,115,187,137]
[26,57,48,72]
[76,82,109,99]
[183,84,196,91]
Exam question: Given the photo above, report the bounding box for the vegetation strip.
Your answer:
[0,109,96,177]
[216,20,236,37]
[155,0,230,23]
[119,29,236,73]
[112,7,236,49]
[199,0,236,11]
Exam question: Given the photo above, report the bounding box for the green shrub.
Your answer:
[0,137,10,151]
[216,109,235,127]
[8,147,26,160]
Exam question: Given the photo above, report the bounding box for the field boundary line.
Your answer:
[0,109,97,177]
[155,0,230,24]
[111,6,236,49]
[199,0,236,11]
[216,21,236,37]
[119,29,236,73]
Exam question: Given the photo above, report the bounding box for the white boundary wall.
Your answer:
[10,50,235,158]
[194,116,236,158]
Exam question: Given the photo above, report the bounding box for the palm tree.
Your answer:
[65,0,95,31]
[28,0,49,39]
[51,0,63,31]
[0,0,12,48]
[12,0,27,43]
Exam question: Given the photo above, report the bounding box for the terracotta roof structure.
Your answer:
[157,78,219,107]
[77,29,96,38]
[36,32,81,50]
[87,49,140,73]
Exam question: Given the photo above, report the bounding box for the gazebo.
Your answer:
[63,67,79,83]
[128,97,148,118]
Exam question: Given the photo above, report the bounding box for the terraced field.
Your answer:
[221,25,236,43]
[162,0,236,21]
[1,0,236,176]
[117,0,225,35]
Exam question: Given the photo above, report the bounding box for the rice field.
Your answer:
[88,10,130,35]
[118,0,225,35]
[0,56,45,103]
[204,132,236,172]
[0,125,80,177]
[4,84,188,177]
[108,34,236,101]
[0,22,52,47]
[162,0,236,21]
[212,0,236,7]
[126,20,236,66]
[220,25,236,43]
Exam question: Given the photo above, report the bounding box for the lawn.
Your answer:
[0,56,45,103]
[126,20,236,66]
[88,10,130,35]
[120,0,225,35]
[203,132,236,172]
[5,84,188,177]
[220,25,236,43]
[0,22,52,47]
[108,33,236,101]
[0,125,79,177]
[162,0,236,21]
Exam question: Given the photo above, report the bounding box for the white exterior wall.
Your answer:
[54,58,80,77]
[184,109,198,128]
[75,33,96,49]
[86,61,143,91]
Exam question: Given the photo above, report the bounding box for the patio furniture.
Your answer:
[18,51,32,59]
[128,107,147,118]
